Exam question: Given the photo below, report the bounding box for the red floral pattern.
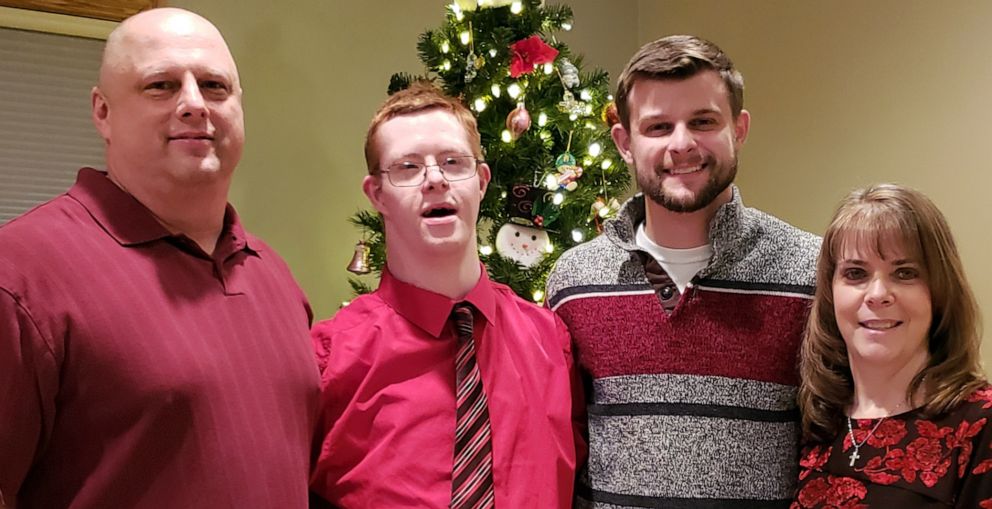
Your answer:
[793,386,992,508]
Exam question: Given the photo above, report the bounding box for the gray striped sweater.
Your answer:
[546,187,821,508]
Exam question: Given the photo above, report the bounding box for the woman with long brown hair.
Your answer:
[793,184,992,507]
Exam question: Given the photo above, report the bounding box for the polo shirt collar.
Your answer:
[67,168,259,253]
[377,264,497,338]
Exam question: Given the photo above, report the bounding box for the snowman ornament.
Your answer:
[495,222,550,268]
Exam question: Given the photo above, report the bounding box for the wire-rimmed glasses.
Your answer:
[380,155,481,187]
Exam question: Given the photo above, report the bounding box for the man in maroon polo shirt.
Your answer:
[0,8,319,509]
[309,83,585,508]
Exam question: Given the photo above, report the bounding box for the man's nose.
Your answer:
[176,75,207,119]
[669,123,697,153]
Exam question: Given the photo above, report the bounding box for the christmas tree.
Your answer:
[347,0,630,302]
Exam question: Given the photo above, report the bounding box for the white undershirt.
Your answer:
[635,222,713,293]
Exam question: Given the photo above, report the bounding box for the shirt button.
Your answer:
[661,285,676,300]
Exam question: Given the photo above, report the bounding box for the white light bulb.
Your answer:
[501,130,512,143]
[583,158,593,167]
[539,131,551,140]
[601,159,613,169]
[545,242,555,254]
[580,89,592,101]
[460,31,471,45]
[507,83,522,99]
[500,191,507,198]
[442,60,451,71]
[562,22,572,31]
[532,289,545,302]
[491,84,501,97]
[572,229,584,242]
[450,2,461,14]
[456,11,464,21]
[588,142,602,157]
[441,41,450,53]
[341,300,350,307]
[544,174,558,190]
[607,94,614,101]
[538,112,548,126]
[543,62,554,74]
[510,1,523,14]
[474,98,487,112]
[598,206,610,218]
[489,48,497,57]
[569,113,578,121]
[584,104,593,115]
[480,245,493,256]
[553,192,564,205]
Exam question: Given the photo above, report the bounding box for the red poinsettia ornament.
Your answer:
[509,35,559,78]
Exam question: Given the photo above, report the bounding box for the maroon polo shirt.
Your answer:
[0,168,320,508]
[310,267,586,508]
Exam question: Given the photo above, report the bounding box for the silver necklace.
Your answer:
[846,416,886,467]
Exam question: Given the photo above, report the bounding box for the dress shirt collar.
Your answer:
[68,168,259,254]
[377,264,498,338]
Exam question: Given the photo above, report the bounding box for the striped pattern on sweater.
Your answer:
[546,188,820,508]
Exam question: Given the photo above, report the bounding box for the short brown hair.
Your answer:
[798,183,985,443]
[614,35,744,130]
[364,82,482,174]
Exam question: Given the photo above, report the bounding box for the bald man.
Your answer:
[0,8,319,508]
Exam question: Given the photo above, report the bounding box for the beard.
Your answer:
[635,155,738,213]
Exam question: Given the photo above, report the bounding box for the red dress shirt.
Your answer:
[0,169,320,508]
[310,267,584,508]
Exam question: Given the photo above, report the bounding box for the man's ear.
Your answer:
[476,162,491,198]
[611,122,634,165]
[734,109,751,147]
[362,174,387,216]
[91,86,111,143]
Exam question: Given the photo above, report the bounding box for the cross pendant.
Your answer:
[849,450,860,467]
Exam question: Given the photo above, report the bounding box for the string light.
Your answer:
[442,60,451,71]
[552,192,564,205]
[441,41,450,53]
[474,97,487,112]
[543,62,553,74]
[510,1,523,14]
[544,243,554,254]
[580,89,592,101]
[569,113,578,121]
[532,289,545,302]
[501,130,512,143]
[607,94,614,101]
[480,245,493,256]
[583,158,593,167]
[544,174,558,190]
[588,142,602,157]
[562,22,572,31]
[572,229,585,242]
[538,112,548,126]
[491,84,501,98]
[507,83,522,99]
[489,48,497,57]
[539,131,551,140]
[460,31,471,45]
[601,159,613,169]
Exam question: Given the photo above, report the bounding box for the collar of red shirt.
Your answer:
[68,168,259,255]
[377,265,498,339]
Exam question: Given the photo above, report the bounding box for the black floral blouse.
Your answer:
[792,385,992,508]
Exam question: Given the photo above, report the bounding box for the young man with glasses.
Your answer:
[309,83,584,509]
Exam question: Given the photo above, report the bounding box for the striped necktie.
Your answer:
[450,302,496,509]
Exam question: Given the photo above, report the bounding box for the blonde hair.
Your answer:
[363,82,482,174]
[799,183,984,442]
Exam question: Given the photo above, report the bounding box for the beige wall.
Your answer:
[168,0,638,319]
[168,0,990,370]
[638,0,992,369]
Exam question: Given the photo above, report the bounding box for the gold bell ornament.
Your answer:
[346,240,371,274]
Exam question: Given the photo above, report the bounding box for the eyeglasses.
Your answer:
[380,155,481,187]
